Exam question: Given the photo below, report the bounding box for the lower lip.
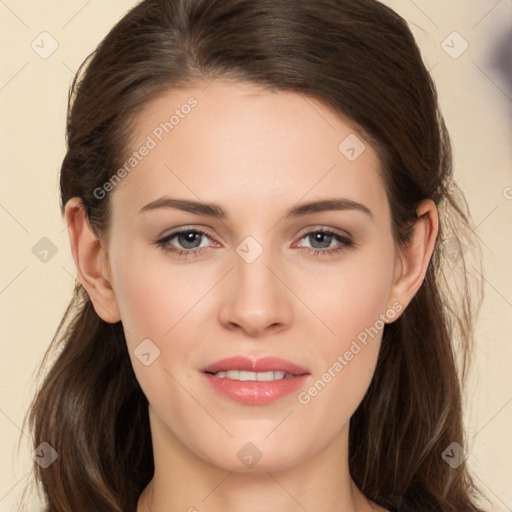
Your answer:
[204,373,309,405]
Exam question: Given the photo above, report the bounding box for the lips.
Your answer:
[201,356,310,405]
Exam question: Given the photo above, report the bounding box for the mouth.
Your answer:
[207,370,295,381]
[201,356,310,405]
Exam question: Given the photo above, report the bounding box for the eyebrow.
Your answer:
[139,196,373,220]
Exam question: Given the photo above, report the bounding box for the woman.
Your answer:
[25,0,487,510]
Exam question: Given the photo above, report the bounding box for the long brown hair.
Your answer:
[24,0,487,510]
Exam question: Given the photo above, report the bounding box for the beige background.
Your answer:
[1,0,511,510]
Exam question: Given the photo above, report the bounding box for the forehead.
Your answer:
[111,79,388,222]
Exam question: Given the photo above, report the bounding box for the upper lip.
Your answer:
[202,356,309,376]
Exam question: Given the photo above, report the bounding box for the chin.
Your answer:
[196,437,311,474]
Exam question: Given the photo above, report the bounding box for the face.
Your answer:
[103,80,402,472]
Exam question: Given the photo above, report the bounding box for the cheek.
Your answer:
[108,246,214,400]
[296,239,396,419]
[303,236,396,345]
[110,244,209,345]
[113,269,169,345]
[333,265,393,341]
[111,256,196,423]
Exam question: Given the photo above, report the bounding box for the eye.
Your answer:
[156,228,217,259]
[296,229,354,257]
[155,226,354,260]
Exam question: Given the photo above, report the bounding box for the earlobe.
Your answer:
[386,199,439,322]
[64,197,121,324]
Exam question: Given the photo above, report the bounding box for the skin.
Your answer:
[65,80,438,512]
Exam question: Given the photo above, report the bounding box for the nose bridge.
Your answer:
[219,236,292,335]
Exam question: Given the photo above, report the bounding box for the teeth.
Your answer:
[257,371,278,381]
[213,370,294,381]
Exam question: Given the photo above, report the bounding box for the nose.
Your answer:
[218,245,293,337]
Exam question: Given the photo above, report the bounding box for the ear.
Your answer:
[64,197,121,323]
[386,199,439,321]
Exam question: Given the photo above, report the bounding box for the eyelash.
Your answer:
[155,227,354,260]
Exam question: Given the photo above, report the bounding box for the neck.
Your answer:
[137,407,383,512]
